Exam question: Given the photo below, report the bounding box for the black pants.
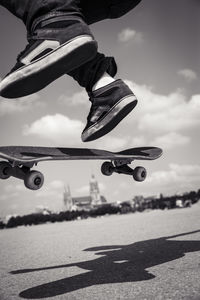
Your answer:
[0,0,142,91]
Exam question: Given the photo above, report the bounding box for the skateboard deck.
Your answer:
[0,146,162,190]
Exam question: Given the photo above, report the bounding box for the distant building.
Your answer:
[90,174,102,205]
[63,185,73,211]
[63,174,107,211]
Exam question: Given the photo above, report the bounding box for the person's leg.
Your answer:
[67,0,142,142]
[0,0,97,98]
[81,0,143,25]
[0,0,141,141]
[68,52,137,142]
[1,0,83,32]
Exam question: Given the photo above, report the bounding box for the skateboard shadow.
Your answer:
[11,230,200,299]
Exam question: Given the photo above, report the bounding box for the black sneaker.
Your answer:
[81,79,138,142]
[0,16,97,98]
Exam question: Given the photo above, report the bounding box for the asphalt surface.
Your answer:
[0,203,200,300]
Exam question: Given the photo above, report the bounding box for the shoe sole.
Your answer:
[0,36,97,98]
[82,95,138,142]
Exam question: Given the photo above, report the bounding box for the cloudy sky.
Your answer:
[0,0,199,217]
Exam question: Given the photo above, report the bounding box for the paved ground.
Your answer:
[0,203,200,300]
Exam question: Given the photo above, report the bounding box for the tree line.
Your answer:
[0,189,199,229]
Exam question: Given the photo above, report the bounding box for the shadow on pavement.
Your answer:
[11,229,200,299]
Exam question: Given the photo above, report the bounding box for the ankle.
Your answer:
[92,72,115,91]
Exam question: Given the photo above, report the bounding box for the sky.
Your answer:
[0,0,199,217]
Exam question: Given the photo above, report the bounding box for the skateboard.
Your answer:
[0,146,162,190]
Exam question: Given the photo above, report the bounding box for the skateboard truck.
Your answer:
[0,161,44,190]
[101,159,147,182]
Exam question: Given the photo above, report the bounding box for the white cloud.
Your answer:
[0,94,42,116]
[130,136,147,147]
[178,69,197,82]
[23,113,130,149]
[152,132,190,150]
[146,163,200,192]
[93,132,190,152]
[89,135,128,151]
[125,80,200,135]
[20,81,200,152]
[118,28,143,43]
[23,114,84,145]
[58,90,89,107]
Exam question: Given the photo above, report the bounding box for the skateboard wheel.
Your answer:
[101,162,114,176]
[133,166,147,182]
[24,170,44,190]
[0,161,12,179]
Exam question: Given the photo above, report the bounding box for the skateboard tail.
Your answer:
[117,147,163,160]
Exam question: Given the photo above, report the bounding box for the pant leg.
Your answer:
[0,0,82,32]
[0,0,142,91]
[80,0,143,24]
[68,53,117,92]
[69,0,143,91]
[0,0,143,28]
